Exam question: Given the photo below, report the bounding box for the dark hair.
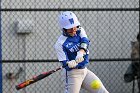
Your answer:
[137,32,140,42]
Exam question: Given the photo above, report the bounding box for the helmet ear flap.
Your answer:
[63,28,67,31]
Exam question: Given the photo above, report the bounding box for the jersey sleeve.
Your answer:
[80,27,90,45]
[54,41,72,71]
[54,42,68,61]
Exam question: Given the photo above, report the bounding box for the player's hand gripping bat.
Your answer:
[15,57,84,90]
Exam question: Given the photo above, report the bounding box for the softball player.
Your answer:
[54,11,109,93]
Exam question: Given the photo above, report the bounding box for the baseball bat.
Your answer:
[15,66,62,90]
[15,57,84,90]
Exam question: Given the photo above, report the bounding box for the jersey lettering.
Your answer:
[69,43,80,52]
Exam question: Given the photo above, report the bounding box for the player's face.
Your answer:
[66,27,77,36]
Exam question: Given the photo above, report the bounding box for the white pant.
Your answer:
[64,68,109,93]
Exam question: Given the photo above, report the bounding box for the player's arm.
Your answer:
[54,42,83,70]
[73,27,90,69]
[75,27,89,59]
[79,27,90,52]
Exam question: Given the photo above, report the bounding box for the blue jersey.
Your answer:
[54,27,90,71]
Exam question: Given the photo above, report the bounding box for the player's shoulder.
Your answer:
[77,26,85,33]
[56,35,68,44]
[77,26,88,38]
[80,26,85,30]
[79,26,85,32]
[54,35,67,48]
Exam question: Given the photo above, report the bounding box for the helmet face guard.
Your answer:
[58,11,80,30]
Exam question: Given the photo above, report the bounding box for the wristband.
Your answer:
[80,43,88,51]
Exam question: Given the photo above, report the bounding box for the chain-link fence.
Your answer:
[1,0,139,93]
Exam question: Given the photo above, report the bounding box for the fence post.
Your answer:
[0,0,2,92]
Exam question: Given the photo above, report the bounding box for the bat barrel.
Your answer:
[15,67,63,90]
